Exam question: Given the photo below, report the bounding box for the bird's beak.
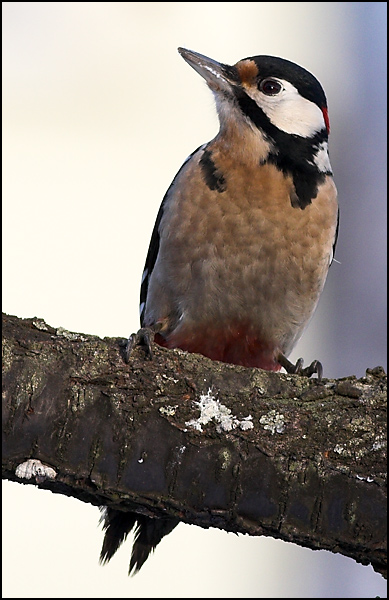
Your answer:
[178,48,237,92]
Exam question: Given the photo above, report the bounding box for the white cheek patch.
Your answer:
[246,79,326,138]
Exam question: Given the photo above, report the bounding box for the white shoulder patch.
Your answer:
[313,141,332,173]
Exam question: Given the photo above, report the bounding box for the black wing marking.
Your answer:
[139,145,205,326]
[139,201,165,326]
[199,148,226,192]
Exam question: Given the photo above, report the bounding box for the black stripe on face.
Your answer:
[234,89,328,209]
[200,148,226,192]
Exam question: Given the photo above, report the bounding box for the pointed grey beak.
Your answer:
[178,47,237,92]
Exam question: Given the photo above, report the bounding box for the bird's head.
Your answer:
[178,47,330,140]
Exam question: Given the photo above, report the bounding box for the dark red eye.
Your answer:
[259,78,282,96]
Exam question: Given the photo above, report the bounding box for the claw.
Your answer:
[123,327,156,363]
[277,353,323,381]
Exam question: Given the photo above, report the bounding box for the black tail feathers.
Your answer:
[99,507,179,575]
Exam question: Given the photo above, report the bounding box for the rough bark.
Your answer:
[2,312,387,578]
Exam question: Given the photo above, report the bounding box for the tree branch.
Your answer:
[2,312,387,578]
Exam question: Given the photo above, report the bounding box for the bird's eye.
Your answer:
[259,78,282,96]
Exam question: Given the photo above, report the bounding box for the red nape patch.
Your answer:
[154,326,281,371]
[321,106,330,133]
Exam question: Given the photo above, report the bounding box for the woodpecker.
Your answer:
[100,48,339,574]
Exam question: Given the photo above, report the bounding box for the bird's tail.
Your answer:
[99,507,180,575]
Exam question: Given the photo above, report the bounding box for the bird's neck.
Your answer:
[213,107,273,167]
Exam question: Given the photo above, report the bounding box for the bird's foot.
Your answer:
[277,353,323,381]
[123,327,156,363]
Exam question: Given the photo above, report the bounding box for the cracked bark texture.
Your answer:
[2,312,387,578]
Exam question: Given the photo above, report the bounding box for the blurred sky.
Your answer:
[2,2,387,598]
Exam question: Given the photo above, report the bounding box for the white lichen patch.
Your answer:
[185,389,253,433]
[159,405,178,417]
[32,319,48,331]
[161,373,179,384]
[333,440,371,460]
[333,444,345,454]
[260,410,285,434]
[219,448,232,469]
[356,474,375,483]
[239,416,254,430]
[171,445,187,468]
[372,437,386,451]
[15,459,57,483]
[56,327,87,342]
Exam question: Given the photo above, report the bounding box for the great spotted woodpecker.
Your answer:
[100,48,339,574]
